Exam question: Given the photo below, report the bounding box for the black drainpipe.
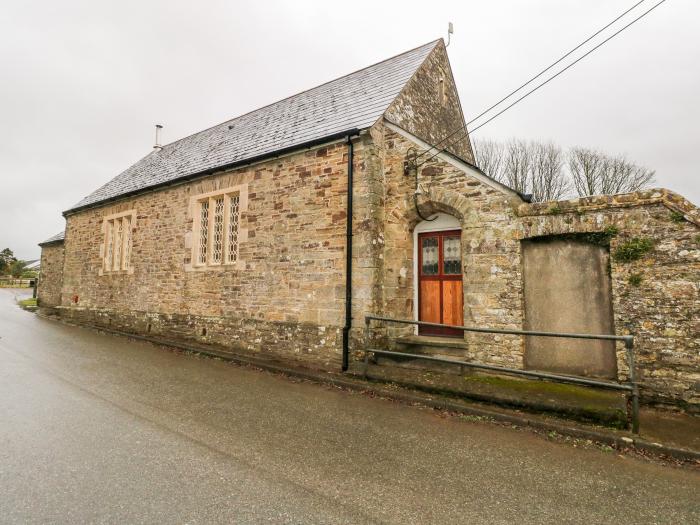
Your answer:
[342,133,357,372]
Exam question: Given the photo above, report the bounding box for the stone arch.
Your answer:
[386,186,473,232]
[412,212,463,329]
[382,187,474,333]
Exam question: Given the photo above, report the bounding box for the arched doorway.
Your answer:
[413,213,463,336]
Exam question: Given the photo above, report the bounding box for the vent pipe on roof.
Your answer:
[153,124,163,150]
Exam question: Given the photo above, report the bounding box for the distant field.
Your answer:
[0,280,33,288]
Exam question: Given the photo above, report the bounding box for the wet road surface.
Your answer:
[0,289,698,524]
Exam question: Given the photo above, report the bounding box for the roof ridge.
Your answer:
[155,39,441,151]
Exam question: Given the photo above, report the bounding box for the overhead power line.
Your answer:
[415,0,668,167]
[414,0,649,162]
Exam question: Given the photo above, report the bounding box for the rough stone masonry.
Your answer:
[37,40,699,413]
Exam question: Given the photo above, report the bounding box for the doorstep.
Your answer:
[393,335,471,350]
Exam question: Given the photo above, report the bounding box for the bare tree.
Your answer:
[568,147,603,197]
[601,154,655,194]
[473,139,505,182]
[530,142,569,201]
[569,147,655,197]
[476,139,569,201]
[477,139,655,201]
[502,139,532,195]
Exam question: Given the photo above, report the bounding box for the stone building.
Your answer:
[38,40,699,412]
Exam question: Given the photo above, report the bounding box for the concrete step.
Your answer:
[378,335,473,373]
[391,335,470,360]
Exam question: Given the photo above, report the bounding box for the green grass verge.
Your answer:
[18,298,37,308]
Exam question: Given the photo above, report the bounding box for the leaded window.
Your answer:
[194,190,241,267]
[227,194,240,264]
[212,197,224,264]
[421,237,439,275]
[123,216,132,270]
[443,236,461,274]
[105,220,114,267]
[114,219,123,270]
[198,199,209,264]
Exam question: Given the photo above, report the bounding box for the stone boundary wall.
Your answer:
[517,190,699,411]
[518,188,700,226]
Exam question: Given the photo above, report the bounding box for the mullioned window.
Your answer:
[190,185,246,268]
[100,210,135,274]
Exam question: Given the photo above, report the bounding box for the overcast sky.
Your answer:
[2,0,698,260]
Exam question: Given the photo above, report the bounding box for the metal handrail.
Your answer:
[363,315,640,433]
[366,349,633,391]
[365,315,634,342]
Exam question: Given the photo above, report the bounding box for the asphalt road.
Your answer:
[0,289,698,524]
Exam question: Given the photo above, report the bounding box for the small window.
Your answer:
[194,190,241,266]
[102,211,134,273]
[438,71,447,106]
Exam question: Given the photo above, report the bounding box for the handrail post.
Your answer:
[363,317,371,378]
[625,336,640,434]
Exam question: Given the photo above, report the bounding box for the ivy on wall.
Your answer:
[613,238,654,263]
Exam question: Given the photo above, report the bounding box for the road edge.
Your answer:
[36,312,700,465]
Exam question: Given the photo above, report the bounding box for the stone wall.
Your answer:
[372,121,525,367]
[384,40,474,163]
[37,241,65,309]
[518,191,700,411]
[59,139,362,369]
[371,122,699,412]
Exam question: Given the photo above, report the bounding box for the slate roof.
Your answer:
[25,259,41,270]
[39,231,65,246]
[68,40,440,213]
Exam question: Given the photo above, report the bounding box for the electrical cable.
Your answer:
[414,0,667,166]
[414,0,648,162]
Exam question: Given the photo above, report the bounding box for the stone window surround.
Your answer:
[99,209,136,276]
[185,183,249,272]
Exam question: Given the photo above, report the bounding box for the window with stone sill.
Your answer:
[102,211,134,273]
[193,190,241,267]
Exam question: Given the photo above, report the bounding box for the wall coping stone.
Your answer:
[517,188,700,227]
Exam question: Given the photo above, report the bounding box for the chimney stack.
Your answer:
[153,124,163,150]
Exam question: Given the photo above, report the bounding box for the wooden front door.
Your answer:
[418,230,463,336]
